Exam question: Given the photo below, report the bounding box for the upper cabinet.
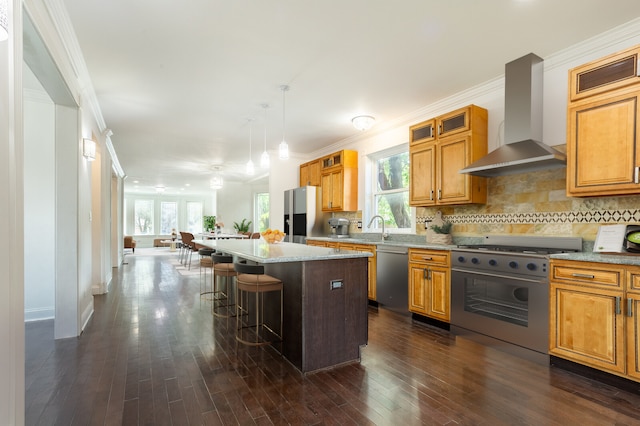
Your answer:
[320,150,358,212]
[567,45,640,197]
[299,159,321,186]
[409,105,488,206]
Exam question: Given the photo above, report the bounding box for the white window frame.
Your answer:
[254,192,270,233]
[366,144,415,234]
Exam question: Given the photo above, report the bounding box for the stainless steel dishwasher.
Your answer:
[376,244,409,315]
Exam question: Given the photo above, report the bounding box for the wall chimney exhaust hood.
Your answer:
[460,53,566,177]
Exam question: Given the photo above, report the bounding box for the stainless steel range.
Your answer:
[451,235,582,362]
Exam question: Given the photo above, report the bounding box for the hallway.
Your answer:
[25,250,640,425]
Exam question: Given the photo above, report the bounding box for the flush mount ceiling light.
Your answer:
[210,166,223,189]
[82,138,96,161]
[0,0,8,42]
[352,115,376,131]
[260,104,270,168]
[246,118,255,176]
[279,85,290,160]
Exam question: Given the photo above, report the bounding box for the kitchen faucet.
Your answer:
[367,215,388,241]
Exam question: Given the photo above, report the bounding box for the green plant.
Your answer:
[233,218,252,233]
[203,215,216,230]
[430,221,452,234]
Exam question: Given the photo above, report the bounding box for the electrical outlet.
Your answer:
[357,220,362,229]
[425,220,432,230]
[330,279,344,290]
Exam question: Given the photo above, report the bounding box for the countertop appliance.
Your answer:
[376,245,409,316]
[328,217,350,238]
[450,235,582,363]
[283,186,328,244]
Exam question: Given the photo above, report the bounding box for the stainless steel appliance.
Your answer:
[376,245,409,315]
[328,217,350,238]
[450,235,581,362]
[283,186,327,244]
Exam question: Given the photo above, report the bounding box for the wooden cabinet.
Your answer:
[299,159,321,187]
[337,242,377,301]
[408,248,450,321]
[549,259,640,382]
[320,150,358,212]
[566,45,640,197]
[305,239,327,247]
[409,105,487,206]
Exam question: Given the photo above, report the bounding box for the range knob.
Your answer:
[457,256,466,263]
[471,257,480,265]
[527,263,537,271]
[509,261,519,269]
[488,259,498,266]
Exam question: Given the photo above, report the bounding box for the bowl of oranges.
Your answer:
[261,229,286,244]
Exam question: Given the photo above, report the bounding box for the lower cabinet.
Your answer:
[550,259,640,381]
[408,248,450,322]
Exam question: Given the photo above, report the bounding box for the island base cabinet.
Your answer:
[265,257,368,373]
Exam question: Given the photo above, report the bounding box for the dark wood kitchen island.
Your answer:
[195,239,371,373]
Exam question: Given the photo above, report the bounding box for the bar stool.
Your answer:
[198,248,216,301]
[212,254,237,318]
[234,261,283,346]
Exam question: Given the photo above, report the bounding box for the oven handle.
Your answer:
[451,268,544,284]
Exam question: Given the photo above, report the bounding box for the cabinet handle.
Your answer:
[430,127,434,138]
[430,190,434,201]
[438,124,442,136]
[629,298,634,317]
[438,189,442,200]
[423,268,427,280]
[427,268,432,280]
[635,166,639,184]
[423,256,433,261]
[615,296,621,315]
[571,273,595,279]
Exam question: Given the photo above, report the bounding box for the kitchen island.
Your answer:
[194,239,371,373]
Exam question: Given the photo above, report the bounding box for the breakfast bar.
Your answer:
[194,239,371,373]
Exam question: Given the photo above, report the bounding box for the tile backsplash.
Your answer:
[344,150,640,241]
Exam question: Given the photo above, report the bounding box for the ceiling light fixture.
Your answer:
[155,186,166,193]
[82,138,96,161]
[260,104,270,168]
[0,0,8,42]
[246,118,255,175]
[210,166,223,189]
[279,85,290,160]
[352,115,376,131]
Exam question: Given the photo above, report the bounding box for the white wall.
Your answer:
[23,83,55,321]
[216,179,269,233]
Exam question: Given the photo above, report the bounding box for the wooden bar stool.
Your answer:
[198,248,216,301]
[212,254,237,318]
[234,262,283,346]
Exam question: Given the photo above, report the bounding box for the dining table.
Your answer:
[199,232,248,240]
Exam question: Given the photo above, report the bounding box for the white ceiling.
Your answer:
[61,0,640,195]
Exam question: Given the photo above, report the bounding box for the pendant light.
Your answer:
[279,85,290,160]
[210,166,223,190]
[260,104,270,168]
[246,118,255,176]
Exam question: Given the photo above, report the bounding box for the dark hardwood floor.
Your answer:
[25,249,640,425]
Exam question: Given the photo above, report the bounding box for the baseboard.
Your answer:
[550,356,640,394]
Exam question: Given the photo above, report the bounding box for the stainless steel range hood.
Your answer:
[460,53,566,177]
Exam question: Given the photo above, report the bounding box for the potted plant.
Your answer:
[233,218,252,234]
[203,215,216,232]
[427,211,453,245]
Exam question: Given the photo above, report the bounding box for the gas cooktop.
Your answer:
[455,235,583,256]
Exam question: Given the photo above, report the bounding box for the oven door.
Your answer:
[451,268,549,354]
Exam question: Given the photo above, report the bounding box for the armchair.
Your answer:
[124,236,137,253]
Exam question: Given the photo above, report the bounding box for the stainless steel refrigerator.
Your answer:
[283,186,328,244]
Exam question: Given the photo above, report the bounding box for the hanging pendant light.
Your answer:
[246,118,255,176]
[0,0,8,42]
[260,104,270,168]
[210,166,223,190]
[279,85,290,160]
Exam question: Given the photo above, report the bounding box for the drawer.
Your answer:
[628,266,640,293]
[551,261,623,289]
[409,249,449,265]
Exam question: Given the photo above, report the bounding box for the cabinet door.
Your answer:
[308,160,321,186]
[626,294,640,380]
[409,264,428,314]
[427,267,450,321]
[300,163,310,187]
[410,119,436,146]
[409,142,436,206]
[437,106,470,138]
[550,283,625,374]
[567,90,640,197]
[321,169,344,211]
[437,136,472,204]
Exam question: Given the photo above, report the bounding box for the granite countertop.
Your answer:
[306,236,457,251]
[193,239,371,263]
[550,251,640,267]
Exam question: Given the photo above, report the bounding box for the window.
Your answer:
[134,199,154,235]
[255,192,270,232]
[368,145,412,231]
[186,201,203,233]
[160,202,177,234]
